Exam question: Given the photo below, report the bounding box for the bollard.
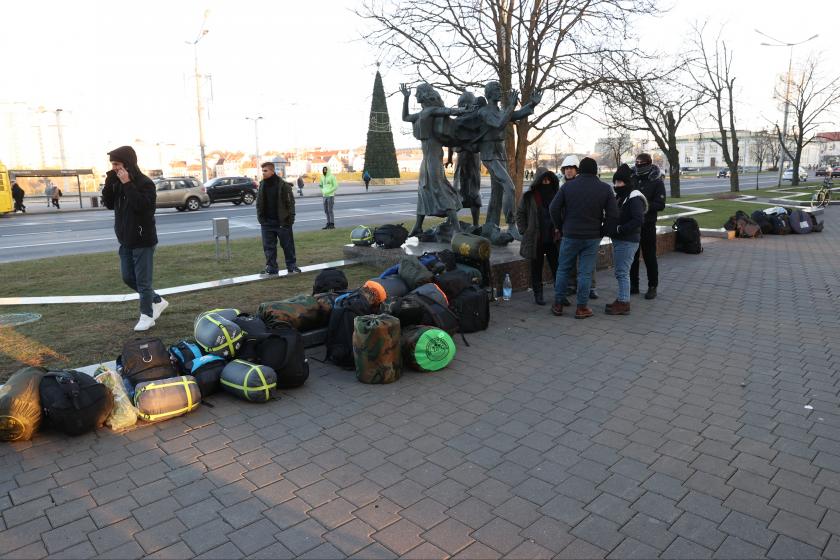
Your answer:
[212,217,231,261]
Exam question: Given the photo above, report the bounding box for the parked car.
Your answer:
[681,166,698,172]
[782,168,808,182]
[204,176,258,205]
[717,168,729,178]
[153,177,210,211]
[816,166,831,177]
[833,168,840,178]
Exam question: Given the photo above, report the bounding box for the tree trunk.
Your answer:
[791,138,803,187]
[511,119,529,204]
[668,156,681,199]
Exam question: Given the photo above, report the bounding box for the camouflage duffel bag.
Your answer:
[259,294,325,331]
[401,326,456,372]
[220,360,277,403]
[352,314,402,384]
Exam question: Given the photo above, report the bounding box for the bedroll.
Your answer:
[258,294,328,331]
[401,326,456,372]
[221,360,278,402]
[194,313,243,358]
[134,376,201,422]
[353,314,402,384]
[0,367,46,441]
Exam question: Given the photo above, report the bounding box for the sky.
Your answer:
[0,0,838,169]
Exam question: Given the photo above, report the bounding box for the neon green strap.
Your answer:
[134,377,199,421]
[221,362,275,401]
[204,315,241,355]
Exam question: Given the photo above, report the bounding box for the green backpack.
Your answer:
[351,226,374,246]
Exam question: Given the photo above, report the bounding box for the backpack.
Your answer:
[398,256,434,290]
[169,339,204,373]
[672,217,703,254]
[239,323,309,389]
[769,213,792,235]
[450,286,490,333]
[351,226,374,246]
[433,270,475,300]
[0,367,47,442]
[119,338,178,388]
[134,376,201,422]
[185,354,226,397]
[312,267,348,294]
[384,285,460,336]
[325,291,376,368]
[788,209,813,234]
[39,371,114,436]
[751,210,774,235]
[373,224,409,249]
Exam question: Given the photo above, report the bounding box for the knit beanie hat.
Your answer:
[613,163,633,184]
[579,157,597,175]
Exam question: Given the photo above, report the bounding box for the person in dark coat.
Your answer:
[630,152,667,299]
[101,145,167,332]
[256,162,301,275]
[362,170,371,192]
[11,182,25,213]
[549,157,619,318]
[516,167,560,305]
[606,164,646,315]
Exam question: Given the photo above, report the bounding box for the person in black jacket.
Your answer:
[549,157,618,319]
[101,145,167,332]
[607,164,646,315]
[516,167,560,305]
[11,182,25,213]
[256,162,301,275]
[630,153,666,299]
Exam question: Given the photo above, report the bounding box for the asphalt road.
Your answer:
[0,172,788,264]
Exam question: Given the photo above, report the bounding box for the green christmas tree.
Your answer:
[363,69,400,179]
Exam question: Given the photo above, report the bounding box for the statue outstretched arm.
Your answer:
[400,83,419,123]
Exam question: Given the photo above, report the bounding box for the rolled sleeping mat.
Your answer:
[352,314,402,384]
[365,276,409,300]
[401,326,456,372]
[451,232,491,261]
[0,367,47,442]
[220,360,277,402]
[134,375,201,422]
[194,313,244,359]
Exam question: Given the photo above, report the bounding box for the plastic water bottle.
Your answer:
[502,273,512,301]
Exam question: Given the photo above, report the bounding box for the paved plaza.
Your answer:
[1,207,840,558]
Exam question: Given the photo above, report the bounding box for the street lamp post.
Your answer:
[756,30,818,187]
[245,116,263,169]
[188,11,211,183]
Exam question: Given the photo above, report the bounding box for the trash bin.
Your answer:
[90,196,99,208]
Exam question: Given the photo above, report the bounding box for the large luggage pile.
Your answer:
[728,207,823,237]
[3,234,495,442]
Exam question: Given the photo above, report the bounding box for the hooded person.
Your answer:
[629,153,667,299]
[606,163,647,315]
[101,145,167,332]
[11,181,25,213]
[516,166,560,305]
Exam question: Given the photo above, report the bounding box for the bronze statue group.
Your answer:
[401,82,665,318]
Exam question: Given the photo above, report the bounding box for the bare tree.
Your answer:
[601,54,707,198]
[597,130,633,169]
[774,56,840,186]
[752,129,775,172]
[357,0,656,202]
[527,139,544,169]
[691,23,740,192]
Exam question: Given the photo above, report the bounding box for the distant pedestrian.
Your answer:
[11,181,25,213]
[549,157,618,318]
[630,152,666,300]
[50,184,62,209]
[363,170,371,192]
[101,145,168,332]
[257,162,301,275]
[319,166,338,229]
[296,175,305,197]
[607,164,646,316]
[516,167,560,306]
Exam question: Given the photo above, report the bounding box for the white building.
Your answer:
[676,130,821,169]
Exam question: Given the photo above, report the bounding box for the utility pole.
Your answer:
[245,116,263,168]
[54,109,66,169]
[756,30,818,187]
[188,10,211,183]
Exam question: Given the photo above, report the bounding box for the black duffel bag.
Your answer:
[373,224,409,249]
[313,268,348,294]
[450,286,490,333]
[39,371,114,436]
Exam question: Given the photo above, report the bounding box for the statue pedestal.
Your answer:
[343,228,676,294]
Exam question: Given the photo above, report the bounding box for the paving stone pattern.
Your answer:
[2,208,840,558]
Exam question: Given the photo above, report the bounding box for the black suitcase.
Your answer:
[451,286,490,333]
[39,371,114,436]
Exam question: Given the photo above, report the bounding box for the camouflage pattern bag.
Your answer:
[259,294,324,331]
[401,326,456,372]
[352,314,402,384]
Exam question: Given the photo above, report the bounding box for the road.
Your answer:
[0,172,788,264]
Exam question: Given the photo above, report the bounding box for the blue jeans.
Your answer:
[119,245,161,317]
[613,240,639,302]
[261,225,297,272]
[554,237,600,305]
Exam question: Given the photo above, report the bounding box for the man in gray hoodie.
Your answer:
[549,157,618,319]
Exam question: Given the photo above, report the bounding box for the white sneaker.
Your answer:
[152,298,169,320]
[134,314,155,332]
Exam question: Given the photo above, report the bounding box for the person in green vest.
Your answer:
[319,166,338,229]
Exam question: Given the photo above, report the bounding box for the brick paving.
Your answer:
[2,207,840,558]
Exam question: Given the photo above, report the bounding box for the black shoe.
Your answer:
[322,224,330,230]
[287,266,302,274]
[262,268,279,275]
[630,285,640,295]
[589,289,599,300]
[644,287,657,300]
[533,290,545,306]
[329,223,336,229]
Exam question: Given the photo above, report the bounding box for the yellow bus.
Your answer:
[0,162,12,214]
